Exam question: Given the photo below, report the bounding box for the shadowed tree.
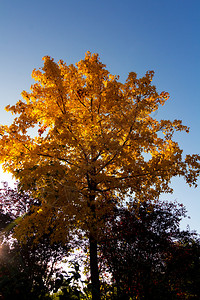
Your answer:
[0,52,200,299]
[98,200,185,299]
[0,185,71,300]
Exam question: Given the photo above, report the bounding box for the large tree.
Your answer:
[0,52,199,299]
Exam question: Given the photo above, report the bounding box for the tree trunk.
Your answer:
[89,233,101,300]
[87,171,101,300]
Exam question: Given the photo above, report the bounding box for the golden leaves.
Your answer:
[0,52,199,229]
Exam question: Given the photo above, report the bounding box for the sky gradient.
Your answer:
[0,0,200,231]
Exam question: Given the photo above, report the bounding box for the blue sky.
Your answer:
[0,0,200,231]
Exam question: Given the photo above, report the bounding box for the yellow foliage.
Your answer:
[0,52,200,238]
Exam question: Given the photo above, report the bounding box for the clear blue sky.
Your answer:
[0,0,200,231]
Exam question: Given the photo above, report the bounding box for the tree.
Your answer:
[0,52,200,299]
[162,235,200,299]
[0,184,71,300]
[98,199,192,299]
[99,200,200,300]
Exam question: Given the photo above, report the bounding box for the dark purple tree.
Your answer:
[99,199,200,299]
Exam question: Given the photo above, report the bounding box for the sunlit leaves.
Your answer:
[0,51,199,234]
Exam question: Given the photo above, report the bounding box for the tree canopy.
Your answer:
[1,53,199,205]
[0,52,200,299]
[99,199,200,299]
